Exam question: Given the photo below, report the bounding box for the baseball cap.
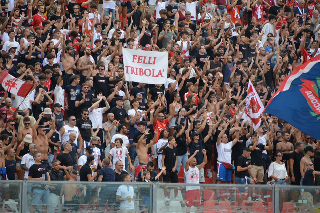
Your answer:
[23,134,33,144]
[29,144,37,149]
[8,43,18,49]
[191,131,200,138]
[53,103,62,108]
[86,145,93,154]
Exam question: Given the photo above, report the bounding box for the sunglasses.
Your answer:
[309,164,314,166]
[92,144,98,146]
[71,119,76,121]
[83,113,88,116]
[24,123,30,125]
[9,123,15,125]
[277,154,283,157]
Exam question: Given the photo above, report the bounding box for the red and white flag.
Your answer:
[243,80,264,130]
[0,70,34,97]
[302,47,311,63]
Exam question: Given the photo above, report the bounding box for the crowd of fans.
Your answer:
[0,0,320,211]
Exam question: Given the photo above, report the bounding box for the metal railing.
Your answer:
[0,181,320,212]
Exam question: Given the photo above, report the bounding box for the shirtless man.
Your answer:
[77,47,95,83]
[0,138,16,179]
[300,146,315,185]
[61,34,79,75]
[137,129,157,165]
[32,113,55,170]
[60,170,81,211]
[17,117,33,143]
[276,132,294,162]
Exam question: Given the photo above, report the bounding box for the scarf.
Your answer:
[234,7,240,19]
[256,5,262,19]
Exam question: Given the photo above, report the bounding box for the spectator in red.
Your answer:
[31,5,47,29]
[2,98,15,120]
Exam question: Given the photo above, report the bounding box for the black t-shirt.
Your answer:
[5,159,16,180]
[50,131,60,154]
[76,118,92,142]
[140,27,153,47]
[166,4,178,19]
[93,75,109,97]
[127,9,142,28]
[162,146,177,171]
[32,102,47,120]
[131,86,147,102]
[115,170,128,182]
[65,85,81,109]
[314,151,320,171]
[29,163,48,184]
[56,153,73,167]
[232,135,247,166]
[175,133,187,156]
[98,167,115,182]
[149,87,164,101]
[269,5,280,16]
[196,53,208,69]
[303,169,314,186]
[80,163,92,181]
[239,43,250,59]
[75,92,92,115]
[249,143,265,166]
[290,151,304,177]
[236,155,249,178]
[110,107,128,125]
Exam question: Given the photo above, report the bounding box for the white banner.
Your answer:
[123,48,168,84]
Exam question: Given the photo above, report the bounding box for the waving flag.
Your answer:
[265,54,320,139]
[0,70,34,97]
[302,48,311,63]
[243,80,264,130]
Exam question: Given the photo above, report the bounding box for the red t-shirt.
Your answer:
[227,5,242,24]
[184,92,200,106]
[307,2,316,16]
[153,119,170,142]
[252,4,266,23]
[31,13,47,29]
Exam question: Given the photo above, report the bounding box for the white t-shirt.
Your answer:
[268,162,287,181]
[176,40,192,58]
[2,41,20,55]
[92,147,101,166]
[103,0,116,9]
[107,28,125,39]
[111,134,130,148]
[109,147,128,169]
[128,109,143,122]
[185,166,200,191]
[54,85,64,108]
[61,125,80,144]
[258,135,267,154]
[21,153,35,179]
[116,185,135,210]
[186,2,197,20]
[78,155,87,167]
[155,2,167,19]
[165,78,178,90]
[216,141,233,164]
[89,108,104,129]
[156,138,168,169]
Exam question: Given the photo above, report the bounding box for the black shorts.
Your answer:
[204,143,213,160]
[163,171,179,183]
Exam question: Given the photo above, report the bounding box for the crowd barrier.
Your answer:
[0,180,320,212]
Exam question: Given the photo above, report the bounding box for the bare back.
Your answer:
[63,183,78,201]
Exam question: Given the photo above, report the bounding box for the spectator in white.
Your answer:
[107,19,125,39]
[216,126,240,202]
[184,149,207,208]
[268,150,289,211]
[176,31,194,59]
[90,136,102,168]
[107,138,134,171]
[21,144,37,180]
[261,14,277,45]
[116,174,135,211]
[111,125,130,149]
[2,31,20,57]
[78,145,93,172]
[53,76,65,112]
[155,0,167,19]
[89,95,110,139]
[59,116,83,150]
[128,98,143,121]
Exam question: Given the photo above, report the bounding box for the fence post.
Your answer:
[21,180,27,213]
[274,185,280,213]
[152,183,157,212]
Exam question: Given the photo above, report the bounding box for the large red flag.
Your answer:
[0,70,34,97]
[243,80,265,130]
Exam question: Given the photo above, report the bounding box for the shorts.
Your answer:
[168,117,177,128]
[217,162,231,182]
[163,170,179,183]
[236,177,251,193]
[32,188,50,206]
[186,190,201,206]
[143,195,150,207]
[64,200,79,211]
[274,179,286,185]
[251,165,264,183]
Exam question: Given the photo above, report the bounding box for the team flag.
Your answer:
[302,47,311,63]
[244,80,264,130]
[265,54,320,140]
[0,70,34,97]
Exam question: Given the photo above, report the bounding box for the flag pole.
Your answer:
[16,89,33,109]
